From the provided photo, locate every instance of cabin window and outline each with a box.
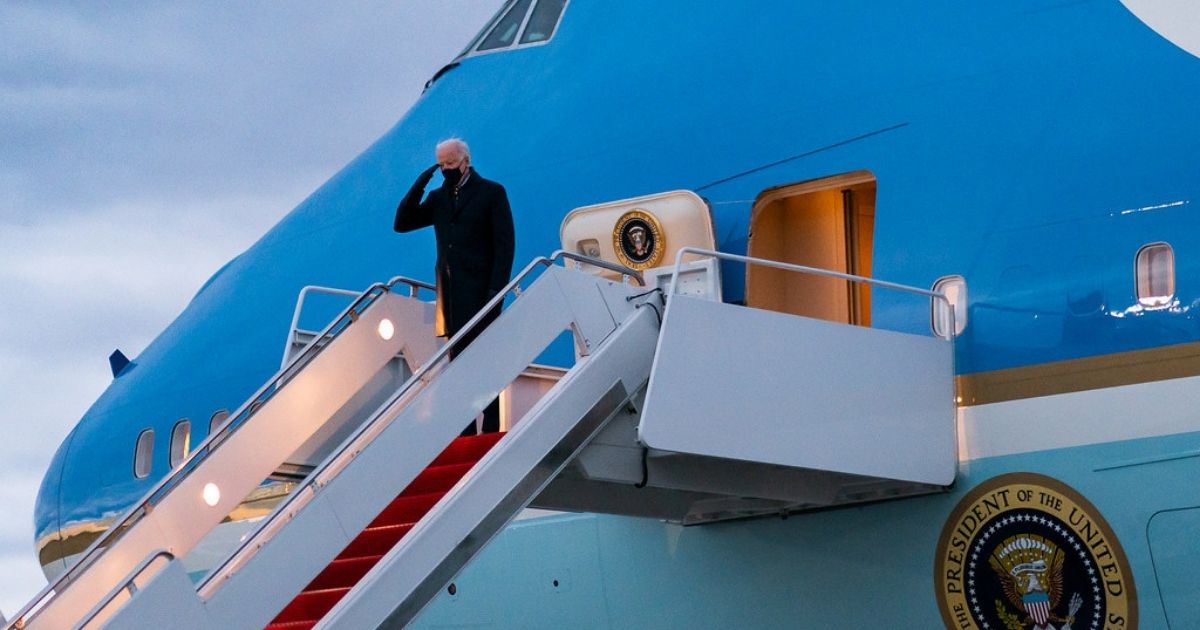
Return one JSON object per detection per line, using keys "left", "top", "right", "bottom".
{"left": 169, "top": 420, "right": 191, "bottom": 468}
{"left": 746, "top": 171, "right": 876, "bottom": 325}
{"left": 1136, "top": 242, "right": 1174, "bottom": 308}
{"left": 134, "top": 429, "right": 154, "bottom": 479}
{"left": 209, "top": 409, "right": 230, "bottom": 436}
{"left": 465, "top": 0, "right": 567, "bottom": 56}
{"left": 931, "top": 275, "right": 967, "bottom": 338}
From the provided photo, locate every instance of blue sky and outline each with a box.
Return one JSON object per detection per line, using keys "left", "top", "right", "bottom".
{"left": 0, "top": 1, "right": 502, "bottom": 615}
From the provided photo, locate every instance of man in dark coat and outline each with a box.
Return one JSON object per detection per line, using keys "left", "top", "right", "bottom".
{"left": 394, "top": 138, "right": 515, "bottom": 435}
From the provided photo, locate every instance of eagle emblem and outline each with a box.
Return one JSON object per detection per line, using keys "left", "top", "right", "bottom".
{"left": 612, "top": 209, "right": 665, "bottom": 270}
{"left": 989, "top": 535, "right": 1083, "bottom": 629}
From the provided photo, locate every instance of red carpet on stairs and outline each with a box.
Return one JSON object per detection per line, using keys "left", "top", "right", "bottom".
{"left": 264, "top": 432, "right": 505, "bottom": 630}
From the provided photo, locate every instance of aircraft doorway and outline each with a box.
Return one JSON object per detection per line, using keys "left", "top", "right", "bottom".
{"left": 746, "top": 171, "right": 876, "bottom": 325}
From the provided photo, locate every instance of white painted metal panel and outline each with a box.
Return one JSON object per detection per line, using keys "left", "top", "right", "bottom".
{"left": 97, "top": 561, "right": 210, "bottom": 630}
{"left": 639, "top": 296, "right": 956, "bottom": 486}
{"left": 644, "top": 259, "right": 721, "bottom": 302}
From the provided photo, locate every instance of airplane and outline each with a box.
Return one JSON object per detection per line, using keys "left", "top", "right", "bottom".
{"left": 10, "top": 0, "right": 1200, "bottom": 627}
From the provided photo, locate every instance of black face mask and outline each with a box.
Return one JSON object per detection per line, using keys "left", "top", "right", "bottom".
{"left": 441, "top": 167, "right": 462, "bottom": 185}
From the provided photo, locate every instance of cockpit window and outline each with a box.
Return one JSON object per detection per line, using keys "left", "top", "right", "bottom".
{"left": 477, "top": 0, "right": 532, "bottom": 52}
{"left": 464, "top": 0, "right": 567, "bottom": 57}
{"left": 520, "top": 0, "right": 567, "bottom": 44}
{"left": 134, "top": 429, "right": 154, "bottom": 479}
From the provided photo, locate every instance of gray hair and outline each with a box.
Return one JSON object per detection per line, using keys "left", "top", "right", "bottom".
{"left": 436, "top": 137, "right": 471, "bottom": 164}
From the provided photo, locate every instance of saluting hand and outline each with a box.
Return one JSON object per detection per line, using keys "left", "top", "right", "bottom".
{"left": 416, "top": 164, "right": 438, "bottom": 186}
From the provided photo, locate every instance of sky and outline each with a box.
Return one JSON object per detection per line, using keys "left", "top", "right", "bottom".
{"left": 0, "top": 1, "right": 503, "bottom": 616}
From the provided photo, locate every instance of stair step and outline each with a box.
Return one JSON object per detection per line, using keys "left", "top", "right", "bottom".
{"left": 337, "top": 522, "right": 416, "bottom": 560}
{"left": 264, "top": 621, "right": 316, "bottom": 630}
{"left": 271, "top": 587, "right": 350, "bottom": 624}
{"left": 368, "top": 491, "right": 444, "bottom": 529}
{"left": 307, "top": 554, "right": 384, "bottom": 591}
{"left": 430, "top": 431, "right": 505, "bottom": 467}
{"left": 335, "top": 447, "right": 489, "bottom": 559}
{"left": 400, "top": 461, "right": 475, "bottom": 497}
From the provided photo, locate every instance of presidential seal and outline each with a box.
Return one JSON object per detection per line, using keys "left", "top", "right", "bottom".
{"left": 934, "top": 473, "right": 1135, "bottom": 630}
{"left": 612, "top": 209, "right": 665, "bottom": 270}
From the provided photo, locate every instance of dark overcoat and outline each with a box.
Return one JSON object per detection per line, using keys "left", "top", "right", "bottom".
{"left": 394, "top": 168, "right": 515, "bottom": 337}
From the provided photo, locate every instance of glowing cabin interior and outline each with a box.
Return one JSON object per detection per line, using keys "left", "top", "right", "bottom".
{"left": 746, "top": 171, "right": 876, "bottom": 325}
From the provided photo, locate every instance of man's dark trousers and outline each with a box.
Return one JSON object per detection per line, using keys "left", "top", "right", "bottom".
{"left": 447, "top": 302, "right": 502, "bottom": 435}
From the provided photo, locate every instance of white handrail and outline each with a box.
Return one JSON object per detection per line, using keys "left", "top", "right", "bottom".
{"left": 665, "top": 247, "right": 957, "bottom": 340}
{"left": 282, "top": 277, "right": 436, "bottom": 368}
{"left": 282, "top": 286, "right": 361, "bottom": 368}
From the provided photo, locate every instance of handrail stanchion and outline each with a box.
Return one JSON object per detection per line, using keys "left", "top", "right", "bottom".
{"left": 385, "top": 276, "right": 437, "bottom": 298}
{"left": 283, "top": 286, "right": 364, "bottom": 368}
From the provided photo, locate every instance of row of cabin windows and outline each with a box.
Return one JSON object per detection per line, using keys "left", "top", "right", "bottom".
{"left": 927, "top": 241, "right": 1178, "bottom": 339}
{"left": 461, "top": 0, "right": 568, "bottom": 57}
{"left": 133, "top": 409, "right": 232, "bottom": 479}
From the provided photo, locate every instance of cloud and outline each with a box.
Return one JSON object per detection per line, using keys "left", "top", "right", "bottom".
{"left": 0, "top": 193, "right": 292, "bottom": 419}
{"left": 0, "top": 552, "right": 43, "bottom": 620}
{"left": 0, "top": 2, "right": 505, "bottom": 219}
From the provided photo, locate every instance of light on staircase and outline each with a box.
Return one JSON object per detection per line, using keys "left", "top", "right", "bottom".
{"left": 378, "top": 318, "right": 395, "bottom": 341}
{"left": 203, "top": 483, "right": 221, "bottom": 507}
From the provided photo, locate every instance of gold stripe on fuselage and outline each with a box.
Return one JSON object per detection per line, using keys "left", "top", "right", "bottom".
{"left": 957, "top": 340, "right": 1200, "bottom": 406}
{"left": 38, "top": 481, "right": 295, "bottom": 574}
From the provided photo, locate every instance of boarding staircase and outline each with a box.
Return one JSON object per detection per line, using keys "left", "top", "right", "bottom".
{"left": 7, "top": 248, "right": 959, "bottom": 630}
